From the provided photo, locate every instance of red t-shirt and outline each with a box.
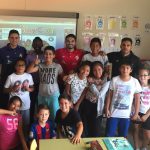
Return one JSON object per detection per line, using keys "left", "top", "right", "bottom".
{"left": 55, "top": 48, "right": 84, "bottom": 74}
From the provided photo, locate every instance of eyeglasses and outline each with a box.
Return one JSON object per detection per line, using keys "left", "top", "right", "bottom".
{"left": 16, "top": 64, "right": 25, "bottom": 67}
{"left": 139, "top": 74, "right": 149, "bottom": 77}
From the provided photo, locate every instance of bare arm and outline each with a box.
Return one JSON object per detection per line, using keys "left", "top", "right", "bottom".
{"left": 26, "top": 55, "right": 40, "bottom": 73}
{"left": 0, "top": 109, "right": 16, "bottom": 116}
{"left": 105, "top": 90, "right": 113, "bottom": 118}
{"left": 18, "top": 121, "right": 28, "bottom": 150}
{"left": 71, "top": 121, "right": 83, "bottom": 144}
{"left": 65, "top": 83, "right": 71, "bottom": 97}
{"left": 56, "top": 125, "right": 63, "bottom": 139}
{"left": 131, "top": 93, "right": 140, "bottom": 120}
{"left": 74, "top": 88, "right": 87, "bottom": 111}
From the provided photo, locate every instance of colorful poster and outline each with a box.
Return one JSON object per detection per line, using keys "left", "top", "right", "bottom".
{"left": 132, "top": 17, "right": 139, "bottom": 29}
{"left": 84, "top": 16, "right": 93, "bottom": 30}
{"left": 120, "top": 16, "right": 127, "bottom": 29}
{"left": 96, "top": 16, "right": 104, "bottom": 30}
{"left": 108, "top": 17, "right": 117, "bottom": 30}
{"left": 108, "top": 33, "right": 119, "bottom": 48}
{"left": 82, "top": 32, "right": 93, "bottom": 51}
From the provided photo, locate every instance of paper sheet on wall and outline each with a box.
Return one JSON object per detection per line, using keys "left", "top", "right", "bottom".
{"left": 95, "top": 16, "right": 104, "bottom": 30}
{"left": 84, "top": 16, "right": 93, "bottom": 30}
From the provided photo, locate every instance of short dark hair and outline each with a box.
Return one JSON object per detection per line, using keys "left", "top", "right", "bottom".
{"left": 14, "top": 58, "right": 26, "bottom": 66}
{"left": 139, "top": 64, "right": 150, "bottom": 75}
{"left": 119, "top": 60, "right": 133, "bottom": 69}
{"left": 37, "top": 104, "right": 49, "bottom": 113}
{"left": 90, "top": 37, "right": 101, "bottom": 47}
{"left": 76, "top": 61, "right": 91, "bottom": 73}
{"left": 8, "top": 96, "right": 22, "bottom": 107}
{"left": 32, "top": 37, "right": 43, "bottom": 48}
{"left": 121, "top": 37, "right": 132, "bottom": 45}
{"left": 44, "top": 45, "right": 55, "bottom": 54}
{"left": 9, "top": 29, "right": 20, "bottom": 37}
{"left": 58, "top": 94, "right": 72, "bottom": 103}
{"left": 65, "top": 34, "right": 76, "bottom": 41}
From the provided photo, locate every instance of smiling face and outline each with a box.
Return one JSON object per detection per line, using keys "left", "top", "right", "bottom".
{"left": 93, "top": 64, "right": 103, "bottom": 79}
{"left": 119, "top": 64, "right": 132, "bottom": 77}
{"left": 37, "top": 109, "right": 50, "bottom": 124}
{"left": 59, "top": 98, "right": 72, "bottom": 113}
{"left": 44, "top": 50, "right": 55, "bottom": 62}
{"left": 65, "top": 37, "right": 76, "bottom": 51}
{"left": 9, "top": 99, "right": 21, "bottom": 112}
{"left": 78, "top": 65, "right": 90, "bottom": 79}
{"left": 15, "top": 60, "right": 26, "bottom": 74}
{"left": 90, "top": 42, "right": 101, "bottom": 56}
{"left": 138, "top": 69, "right": 150, "bottom": 86}
{"left": 9, "top": 33, "right": 20, "bottom": 49}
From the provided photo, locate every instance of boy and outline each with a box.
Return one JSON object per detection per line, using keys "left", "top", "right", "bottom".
{"left": 29, "top": 104, "right": 56, "bottom": 145}
{"left": 105, "top": 61, "right": 142, "bottom": 137}
{"left": 27, "top": 46, "right": 64, "bottom": 120}
{"left": 55, "top": 94, "right": 83, "bottom": 144}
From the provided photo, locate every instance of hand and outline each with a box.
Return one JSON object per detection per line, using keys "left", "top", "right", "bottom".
{"left": 105, "top": 109, "right": 111, "bottom": 118}
{"left": 11, "top": 84, "right": 21, "bottom": 92}
{"left": 87, "top": 77, "right": 94, "bottom": 84}
{"left": 34, "top": 55, "right": 40, "bottom": 65}
{"left": 70, "top": 134, "right": 81, "bottom": 144}
{"left": 141, "top": 114, "right": 149, "bottom": 122}
{"left": 63, "top": 75, "right": 70, "bottom": 82}
{"left": 131, "top": 114, "right": 140, "bottom": 121}
{"left": 99, "top": 51, "right": 106, "bottom": 56}
{"left": 9, "top": 111, "right": 17, "bottom": 116}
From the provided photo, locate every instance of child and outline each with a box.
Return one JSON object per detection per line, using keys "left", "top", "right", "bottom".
{"left": 105, "top": 61, "right": 142, "bottom": 137}
{"left": 29, "top": 104, "right": 56, "bottom": 146}
{"left": 4, "top": 58, "right": 34, "bottom": 137}
{"left": 55, "top": 94, "right": 83, "bottom": 144}
{"left": 65, "top": 61, "right": 90, "bottom": 111}
{"left": 133, "top": 66, "right": 150, "bottom": 150}
{"left": 83, "top": 61, "right": 110, "bottom": 137}
{"left": 27, "top": 46, "right": 64, "bottom": 120}
{"left": 0, "top": 96, "right": 28, "bottom": 150}
{"left": 82, "top": 37, "right": 109, "bottom": 68}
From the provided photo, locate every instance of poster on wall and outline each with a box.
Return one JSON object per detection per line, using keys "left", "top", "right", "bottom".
{"left": 95, "top": 32, "right": 106, "bottom": 46}
{"left": 134, "top": 35, "right": 141, "bottom": 46}
{"left": 108, "top": 32, "right": 119, "bottom": 48}
{"left": 108, "top": 16, "right": 117, "bottom": 30}
{"left": 82, "top": 32, "right": 93, "bottom": 51}
{"left": 120, "top": 16, "right": 128, "bottom": 29}
{"left": 95, "top": 16, "right": 104, "bottom": 30}
{"left": 84, "top": 16, "right": 93, "bottom": 30}
{"left": 132, "top": 16, "right": 139, "bottom": 29}
{"left": 145, "top": 23, "right": 150, "bottom": 33}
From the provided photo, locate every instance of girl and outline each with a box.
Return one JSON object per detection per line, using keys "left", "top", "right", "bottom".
{"left": 4, "top": 58, "right": 34, "bottom": 138}
{"left": 83, "top": 61, "right": 110, "bottom": 137}
{"left": 65, "top": 61, "right": 90, "bottom": 111}
{"left": 0, "top": 96, "right": 28, "bottom": 150}
{"left": 133, "top": 66, "right": 150, "bottom": 150}
{"left": 27, "top": 46, "right": 64, "bottom": 120}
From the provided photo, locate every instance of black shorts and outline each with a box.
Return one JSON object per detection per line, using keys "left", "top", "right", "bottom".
{"left": 132, "top": 113, "right": 150, "bottom": 130}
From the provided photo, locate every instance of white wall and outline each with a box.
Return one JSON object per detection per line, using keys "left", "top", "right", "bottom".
{"left": 0, "top": 0, "right": 150, "bottom": 59}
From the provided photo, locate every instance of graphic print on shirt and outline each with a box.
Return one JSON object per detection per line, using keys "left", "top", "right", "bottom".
{"left": 6, "top": 118, "right": 18, "bottom": 130}
{"left": 14, "top": 79, "right": 29, "bottom": 94}
{"left": 114, "top": 84, "right": 131, "bottom": 110}
{"left": 40, "top": 68, "right": 56, "bottom": 84}
{"left": 61, "top": 125, "right": 74, "bottom": 139}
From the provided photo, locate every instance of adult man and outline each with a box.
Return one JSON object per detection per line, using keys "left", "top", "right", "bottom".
{"left": 0, "top": 29, "right": 26, "bottom": 108}
{"left": 55, "top": 34, "right": 84, "bottom": 74}
{"left": 107, "top": 37, "right": 141, "bottom": 78}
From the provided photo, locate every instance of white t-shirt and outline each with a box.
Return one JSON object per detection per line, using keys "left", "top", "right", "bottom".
{"left": 4, "top": 73, "right": 34, "bottom": 110}
{"left": 139, "top": 86, "right": 150, "bottom": 114}
{"left": 109, "top": 76, "right": 142, "bottom": 118}
{"left": 82, "top": 53, "right": 109, "bottom": 67}
{"left": 67, "top": 73, "right": 88, "bottom": 104}
{"left": 38, "top": 62, "right": 63, "bottom": 96}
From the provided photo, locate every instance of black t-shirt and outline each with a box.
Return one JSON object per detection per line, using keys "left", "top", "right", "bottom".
{"left": 55, "top": 108, "right": 81, "bottom": 138}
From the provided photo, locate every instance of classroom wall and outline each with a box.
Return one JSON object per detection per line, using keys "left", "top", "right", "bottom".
{"left": 0, "top": 0, "right": 150, "bottom": 59}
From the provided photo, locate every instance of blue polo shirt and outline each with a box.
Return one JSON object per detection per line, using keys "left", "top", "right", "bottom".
{"left": 0, "top": 43, "right": 27, "bottom": 85}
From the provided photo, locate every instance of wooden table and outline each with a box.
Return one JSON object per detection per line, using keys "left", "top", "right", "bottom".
{"left": 39, "top": 138, "right": 107, "bottom": 150}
